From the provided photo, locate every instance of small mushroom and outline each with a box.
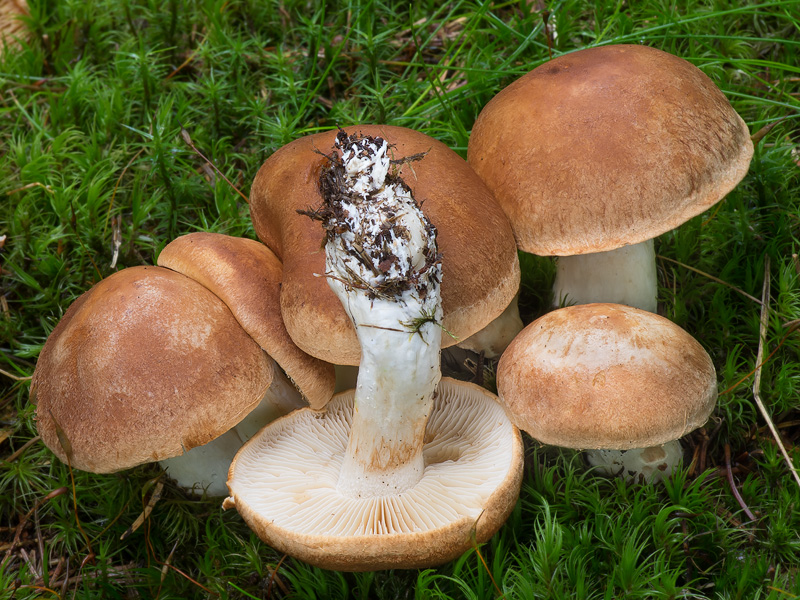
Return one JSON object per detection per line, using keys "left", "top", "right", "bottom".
{"left": 31, "top": 266, "right": 283, "bottom": 495}
{"left": 225, "top": 131, "right": 523, "bottom": 569}
{"left": 497, "top": 303, "right": 717, "bottom": 482}
{"left": 468, "top": 44, "right": 753, "bottom": 312}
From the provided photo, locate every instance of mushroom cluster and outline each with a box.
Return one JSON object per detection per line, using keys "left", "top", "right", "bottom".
{"left": 32, "top": 234, "right": 334, "bottom": 496}
{"left": 30, "top": 42, "right": 753, "bottom": 573}
{"left": 31, "top": 125, "right": 527, "bottom": 569}
{"left": 460, "top": 44, "right": 753, "bottom": 483}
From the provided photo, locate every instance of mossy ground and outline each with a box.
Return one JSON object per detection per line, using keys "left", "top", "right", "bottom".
{"left": 1, "top": 1, "right": 799, "bottom": 598}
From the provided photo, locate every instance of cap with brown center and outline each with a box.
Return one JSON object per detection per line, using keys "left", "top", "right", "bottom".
{"left": 469, "top": 44, "right": 752, "bottom": 256}
{"left": 497, "top": 303, "right": 717, "bottom": 481}
{"left": 249, "top": 125, "right": 520, "bottom": 365}
{"left": 224, "top": 378, "right": 523, "bottom": 571}
{"left": 497, "top": 303, "right": 717, "bottom": 449}
{"left": 157, "top": 232, "right": 335, "bottom": 409}
{"left": 31, "top": 266, "right": 274, "bottom": 488}
{"left": 468, "top": 44, "right": 753, "bottom": 311}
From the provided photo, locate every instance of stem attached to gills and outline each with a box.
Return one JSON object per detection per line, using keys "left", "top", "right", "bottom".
{"left": 303, "top": 130, "right": 443, "bottom": 498}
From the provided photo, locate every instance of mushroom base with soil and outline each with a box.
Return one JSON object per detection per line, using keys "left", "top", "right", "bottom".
{"left": 584, "top": 439, "right": 684, "bottom": 484}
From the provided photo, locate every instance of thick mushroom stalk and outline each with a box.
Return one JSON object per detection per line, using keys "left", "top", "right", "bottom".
{"left": 552, "top": 240, "right": 657, "bottom": 312}
{"left": 310, "top": 131, "right": 443, "bottom": 497}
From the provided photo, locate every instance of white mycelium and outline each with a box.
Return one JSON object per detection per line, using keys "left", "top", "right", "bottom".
{"left": 318, "top": 131, "right": 443, "bottom": 498}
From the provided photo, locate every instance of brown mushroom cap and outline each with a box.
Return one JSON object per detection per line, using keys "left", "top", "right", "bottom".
{"left": 497, "top": 303, "right": 717, "bottom": 449}
{"left": 31, "top": 266, "right": 274, "bottom": 473}
{"left": 1, "top": 0, "right": 29, "bottom": 50}
{"left": 224, "top": 378, "right": 523, "bottom": 571}
{"left": 157, "top": 232, "right": 335, "bottom": 409}
{"left": 250, "top": 125, "right": 520, "bottom": 365}
{"left": 468, "top": 44, "right": 754, "bottom": 256}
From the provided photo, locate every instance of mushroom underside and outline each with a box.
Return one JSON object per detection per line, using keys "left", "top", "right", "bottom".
{"left": 225, "top": 378, "right": 523, "bottom": 571}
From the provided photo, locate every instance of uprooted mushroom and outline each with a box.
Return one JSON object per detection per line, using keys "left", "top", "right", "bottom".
{"left": 224, "top": 130, "right": 523, "bottom": 571}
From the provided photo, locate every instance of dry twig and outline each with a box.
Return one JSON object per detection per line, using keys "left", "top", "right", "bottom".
{"left": 657, "top": 255, "right": 762, "bottom": 305}
{"left": 178, "top": 125, "right": 249, "bottom": 204}
{"left": 2, "top": 435, "right": 41, "bottom": 463}
{"left": 724, "top": 443, "right": 757, "bottom": 522}
{"left": 752, "top": 255, "right": 800, "bottom": 492}
{"left": 0, "top": 367, "right": 32, "bottom": 381}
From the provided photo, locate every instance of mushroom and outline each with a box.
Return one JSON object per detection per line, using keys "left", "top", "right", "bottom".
{"left": 32, "top": 266, "right": 278, "bottom": 495}
{"left": 249, "top": 125, "right": 521, "bottom": 365}
{"left": 225, "top": 379, "right": 522, "bottom": 570}
{"left": 225, "top": 131, "right": 523, "bottom": 569}
{"left": 468, "top": 44, "right": 753, "bottom": 312}
{"left": 33, "top": 233, "right": 335, "bottom": 495}
{"left": 496, "top": 303, "right": 717, "bottom": 482}
{"left": 156, "top": 231, "right": 335, "bottom": 409}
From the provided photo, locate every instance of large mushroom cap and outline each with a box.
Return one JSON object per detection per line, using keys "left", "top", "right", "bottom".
{"left": 497, "top": 303, "right": 717, "bottom": 450}
{"left": 31, "top": 266, "right": 274, "bottom": 473}
{"left": 468, "top": 44, "right": 754, "bottom": 256}
{"left": 249, "top": 125, "right": 520, "bottom": 365}
{"left": 224, "top": 378, "right": 523, "bottom": 571}
{"left": 157, "top": 232, "right": 335, "bottom": 409}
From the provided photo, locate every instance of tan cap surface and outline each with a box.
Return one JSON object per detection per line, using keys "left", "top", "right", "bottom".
{"left": 224, "top": 378, "right": 523, "bottom": 571}
{"left": 468, "top": 44, "right": 754, "bottom": 256}
{"left": 249, "top": 125, "right": 520, "bottom": 365}
{"left": 1, "top": 0, "right": 28, "bottom": 49}
{"left": 497, "top": 303, "right": 717, "bottom": 449}
{"left": 158, "top": 232, "right": 335, "bottom": 409}
{"left": 31, "top": 266, "right": 273, "bottom": 473}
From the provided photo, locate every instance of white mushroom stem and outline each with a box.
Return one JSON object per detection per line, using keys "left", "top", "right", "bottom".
{"left": 334, "top": 290, "right": 441, "bottom": 497}
{"left": 584, "top": 440, "right": 684, "bottom": 484}
{"left": 160, "top": 365, "right": 306, "bottom": 496}
{"left": 457, "top": 294, "right": 524, "bottom": 358}
{"left": 552, "top": 239, "right": 657, "bottom": 312}
{"left": 317, "top": 131, "right": 443, "bottom": 499}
